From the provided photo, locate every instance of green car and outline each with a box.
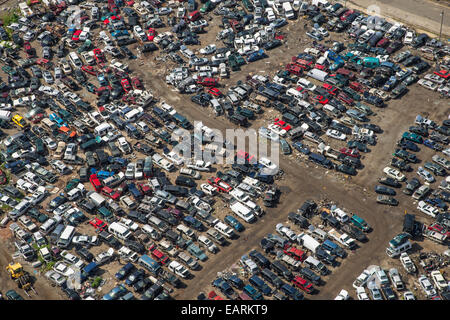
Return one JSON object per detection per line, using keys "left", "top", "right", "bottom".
{"left": 2, "top": 65, "right": 14, "bottom": 75}
{"left": 402, "top": 132, "right": 423, "bottom": 143}
{"left": 354, "top": 102, "right": 373, "bottom": 115}
{"left": 350, "top": 214, "right": 370, "bottom": 232}
{"left": 85, "top": 82, "right": 97, "bottom": 93}
{"left": 200, "top": 1, "right": 213, "bottom": 13}
{"left": 393, "top": 148, "right": 418, "bottom": 163}
{"left": 347, "top": 140, "right": 368, "bottom": 152}
{"left": 279, "top": 139, "right": 291, "bottom": 155}
{"left": 6, "top": 289, "right": 24, "bottom": 300}
{"left": 65, "top": 178, "right": 81, "bottom": 192}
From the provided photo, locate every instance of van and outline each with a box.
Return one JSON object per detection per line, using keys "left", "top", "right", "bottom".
{"left": 260, "top": 268, "right": 284, "bottom": 289}
{"left": 271, "top": 260, "right": 293, "bottom": 281}
{"left": 307, "top": 68, "right": 328, "bottom": 82}
{"left": 39, "top": 218, "right": 57, "bottom": 235}
{"left": 138, "top": 254, "right": 161, "bottom": 275}
{"left": 8, "top": 200, "right": 31, "bottom": 220}
{"left": 286, "top": 87, "right": 303, "bottom": 101}
{"left": 244, "top": 200, "right": 264, "bottom": 216}
{"left": 304, "top": 256, "right": 328, "bottom": 275}
{"left": 49, "top": 224, "right": 65, "bottom": 244}
{"left": 230, "top": 201, "right": 256, "bottom": 223}
{"left": 108, "top": 222, "right": 132, "bottom": 240}
{"left": 322, "top": 104, "right": 341, "bottom": 117}
{"left": 57, "top": 225, "right": 76, "bottom": 249}
{"left": 214, "top": 221, "right": 235, "bottom": 239}
{"left": 142, "top": 224, "right": 161, "bottom": 241}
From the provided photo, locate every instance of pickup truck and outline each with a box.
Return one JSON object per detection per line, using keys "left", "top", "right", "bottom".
{"left": 276, "top": 251, "right": 302, "bottom": 270}
{"left": 328, "top": 228, "right": 356, "bottom": 250}
{"left": 317, "top": 142, "right": 341, "bottom": 160}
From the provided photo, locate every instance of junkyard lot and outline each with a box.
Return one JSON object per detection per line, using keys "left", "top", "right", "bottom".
{"left": 0, "top": 7, "right": 448, "bottom": 300}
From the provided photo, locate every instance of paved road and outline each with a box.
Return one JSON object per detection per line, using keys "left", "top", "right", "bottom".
{"left": 343, "top": 0, "right": 450, "bottom": 38}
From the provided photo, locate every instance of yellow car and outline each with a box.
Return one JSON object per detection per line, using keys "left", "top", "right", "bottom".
{"left": 12, "top": 115, "right": 29, "bottom": 129}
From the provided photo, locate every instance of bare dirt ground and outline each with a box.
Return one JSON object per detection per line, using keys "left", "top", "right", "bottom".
{"left": 0, "top": 2, "right": 449, "bottom": 300}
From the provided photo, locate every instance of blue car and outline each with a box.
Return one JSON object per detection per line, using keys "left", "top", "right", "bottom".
{"left": 212, "top": 277, "right": 237, "bottom": 299}
{"left": 97, "top": 170, "right": 115, "bottom": 179}
{"left": 224, "top": 215, "right": 245, "bottom": 232}
{"left": 423, "top": 139, "right": 443, "bottom": 151}
{"left": 102, "top": 284, "right": 129, "bottom": 300}
{"left": 243, "top": 284, "right": 263, "bottom": 300}
{"left": 293, "top": 142, "right": 310, "bottom": 155}
{"left": 115, "top": 262, "right": 135, "bottom": 281}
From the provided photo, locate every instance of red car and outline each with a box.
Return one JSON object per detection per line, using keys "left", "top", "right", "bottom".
{"left": 101, "top": 186, "right": 120, "bottom": 200}
{"left": 208, "top": 291, "right": 224, "bottom": 300}
{"left": 349, "top": 81, "right": 365, "bottom": 92}
{"left": 292, "top": 276, "right": 314, "bottom": 294}
{"left": 340, "top": 9, "right": 354, "bottom": 21}
{"left": 273, "top": 118, "right": 292, "bottom": 132}
{"left": 148, "top": 244, "right": 168, "bottom": 264}
{"left": 313, "top": 95, "right": 329, "bottom": 105}
{"left": 131, "top": 76, "right": 143, "bottom": 90}
{"left": 291, "top": 57, "right": 313, "bottom": 70}
{"left": 236, "top": 150, "right": 256, "bottom": 164}
{"left": 208, "top": 87, "right": 223, "bottom": 97}
{"left": 126, "top": 0, "right": 134, "bottom": 5}
{"left": 95, "top": 86, "right": 112, "bottom": 96}
{"left": 23, "top": 41, "right": 35, "bottom": 57}
{"left": 93, "top": 48, "right": 106, "bottom": 63}
{"left": 72, "top": 30, "right": 82, "bottom": 41}
{"left": 30, "top": 113, "right": 45, "bottom": 123}
{"left": 286, "top": 63, "right": 303, "bottom": 76}
{"left": 434, "top": 69, "right": 450, "bottom": 79}
{"left": 337, "top": 92, "right": 354, "bottom": 105}
{"left": 284, "top": 246, "right": 306, "bottom": 261}
{"left": 121, "top": 78, "right": 132, "bottom": 92}
{"left": 138, "top": 183, "right": 152, "bottom": 195}
{"left": 322, "top": 83, "right": 339, "bottom": 96}
{"left": 207, "top": 177, "right": 232, "bottom": 193}
{"left": 197, "top": 77, "right": 218, "bottom": 87}
{"left": 81, "top": 65, "right": 97, "bottom": 75}
{"left": 0, "top": 169, "right": 6, "bottom": 185}
{"left": 340, "top": 147, "right": 360, "bottom": 158}
{"left": 428, "top": 223, "right": 450, "bottom": 237}
{"left": 89, "top": 218, "right": 108, "bottom": 232}
{"left": 147, "top": 28, "right": 156, "bottom": 41}
{"left": 314, "top": 63, "right": 327, "bottom": 71}
{"left": 89, "top": 174, "right": 102, "bottom": 192}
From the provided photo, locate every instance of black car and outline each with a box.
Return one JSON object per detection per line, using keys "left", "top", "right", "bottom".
{"left": 391, "top": 157, "right": 412, "bottom": 172}
{"left": 409, "top": 125, "right": 428, "bottom": 137}
{"left": 75, "top": 246, "right": 94, "bottom": 262}
{"left": 378, "top": 177, "right": 401, "bottom": 188}
{"left": 125, "top": 269, "right": 145, "bottom": 286}
{"left": 336, "top": 164, "right": 357, "bottom": 176}
{"left": 397, "top": 138, "right": 420, "bottom": 152}
{"left": 249, "top": 249, "right": 270, "bottom": 268}
{"left": 260, "top": 238, "right": 275, "bottom": 254}
{"left": 375, "top": 185, "right": 396, "bottom": 196}
{"left": 315, "top": 247, "right": 337, "bottom": 266}
{"left": 287, "top": 212, "right": 309, "bottom": 228}
{"left": 341, "top": 224, "right": 368, "bottom": 242}
{"left": 299, "top": 267, "right": 322, "bottom": 286}
{"left": 381, "top": 285, "right": 397, "bottom": 300}
{"left": 62, "top": 287, "right": 81, "bottom": 300}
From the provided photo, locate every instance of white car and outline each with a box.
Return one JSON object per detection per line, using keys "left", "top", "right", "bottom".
{"left": 418, "top": 275, "right": 437, "bottom": 298}
{"left": 424, "top": 73, "right": 445, "bottom": 85}
{"left": 72, "top": 235, "right": 98, "bottom": 247}
{"left": 297, "top": 78, "right": 316, "bottom": 91}
{"left": 125, "top": 163, "right": 135, "bottom": 180}
{"left": 314, "top": 26, "right": 329, "bottom": 37}
{"left": 117, "top": 137, "right": 131, "bottom": 154}
{"left": 259, "top": 126, "right": 279, "bottom": 142}
{"left": 265, "top": 8, "right": 276, "bottom": 22}
{"left": 418, "top": 79, "right": 438, "bottom": 91}
{"left": 200, "top": 183, "right": 217, "bottom": 196}
{"left": 133, "top": 25, "right": 147, "bottom": 40}
{"left": 334, "top": 289, "right": 350, "bottom": 300}
{"left": 38, "top": 85, "right": 59, "bottom": 96}
{"left": 417, "top": 201, "right": 439, "bottom": 218}
{"left": 430, "top": 270, "right": 447, "bottom": 291}
{"left": 120, "top": 218, "right": 139, "bottom": 232}
{"left": 168, "top": 260, "right": 190, "bottom": 279}
{"left": 258, "top": 157, "right": 278, "bottom": 173}
{"left": 53, "top": 261, "right": 75, "bottom": 277}
{"left": 275, "top": 223, "right": 297, "bottom": 241}
{"left": 43, "top": 136, "right": 57, "bottom": 150}
{"left": 199, "top": 44, "right": 216, "bottom": 55}
{"left": 383, "top": 166, "right": 406, "bottom": 182}
{"left": 417, "top": 166, "right": 435, "bottom": 183}
{"left": 164, "top": 150, "right": 184, "bottom": 166}
{"left": 326, "top": 129, "right": 346, "bottom": 141}
{"left": 403, "top": 30, "right": 415, "bottom": 44}
{"left": 352, "top": 269, "right": 371, "bottom": 288}
{"left": 403, "top": 291, "right": 416, "bottom": 300}
{"left": 355, "top": 287, "right": 370, "bottom": 300}
{"left": 45, "top": 270, "right": 67, "bottom": 287}
{"left": 95, "top": 248, "right": 115, "bottom": 265}
{"left": 267, "top": 123, "right": 287, "bottom": 137}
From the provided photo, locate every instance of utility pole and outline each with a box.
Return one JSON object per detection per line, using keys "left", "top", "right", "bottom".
{"left": 439, "top": 10, "right": 444, "bottom": 42}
